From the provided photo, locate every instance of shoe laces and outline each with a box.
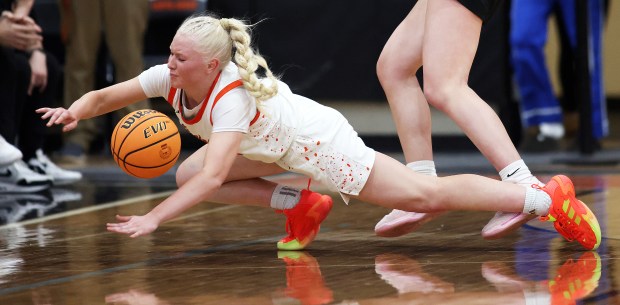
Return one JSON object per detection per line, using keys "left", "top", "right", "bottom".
{"left": 276, "top": 209, "right": 295, "bottom": 240}
{"left": 552, "top": 213, "right": 582, "bottom": 242}
{"left": 533, "top": 184, "right": 584, "bottom": 242}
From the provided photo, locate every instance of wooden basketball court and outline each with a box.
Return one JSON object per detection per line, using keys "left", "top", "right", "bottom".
{"left": 0, "top": 154, "right": 618, "bottom": 305}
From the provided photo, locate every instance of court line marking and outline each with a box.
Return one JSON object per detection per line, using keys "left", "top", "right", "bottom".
{"left": 0, "top": 236, "right": 278, "bottom": 296}
{"left": 0, "top": 191, "right": 174, "bottom": 230}
{"left": 0, "top": 191, "right": 241, "bottom": 246}
{"left": 0, "top": 205, "right": 241, "bottom": 246}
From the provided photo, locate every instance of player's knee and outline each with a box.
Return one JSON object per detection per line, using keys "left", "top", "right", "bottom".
{"left": 376, "top": 53, "right": 420, "bottom": 88}
{"left": 423, "top": 79, "right": 457, "bottom": 112}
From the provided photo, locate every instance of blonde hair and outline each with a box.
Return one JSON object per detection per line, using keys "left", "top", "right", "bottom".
{"left": 177, "top": 15, "right": 278, "bottom": 111}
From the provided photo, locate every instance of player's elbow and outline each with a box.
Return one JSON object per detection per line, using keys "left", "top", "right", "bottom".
{"left": 202, "top": 169, "right": 227, "bottom": 191}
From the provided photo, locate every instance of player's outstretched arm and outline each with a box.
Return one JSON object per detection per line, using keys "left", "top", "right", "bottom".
{"left": 36, "top": 78, "right": 148, "bottom": 132}
{"left": 107, "top": 132, "right": 244, "bottom": 238}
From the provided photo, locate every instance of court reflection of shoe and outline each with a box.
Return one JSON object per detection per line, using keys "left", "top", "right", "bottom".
{"left": 276, "top": 190, "right": 333, "bottom": 250}
{"left": 49, "top": 188, "right": 82, "bottom": 204}
{"left": 0, "top": 160, "right": 53, "bottom": 193}
{"left": 481, "top": 261, "right": 536, "bottom": 293}
{"left": 277, "top": 251, "right": 333, "bottom": 305}
{"left": 549, "top": 252, "right": 601, "bottom": 305}
{"left": 0, "top": 254, "right": 24, "bottom": 285}
{"left": 538, "top": 175, "right": 602, "bottom": 250}
{"left": 0, "top": 192, "right": 55, "bottom": 225}
{"left": 374, "top": 210, "right": 443, "bottom": 237}
{"left": 375, "top": 253, "right": 454, "bottom": 294}
{"left": 481, "top": 212, "right": 538, "bottom": 240}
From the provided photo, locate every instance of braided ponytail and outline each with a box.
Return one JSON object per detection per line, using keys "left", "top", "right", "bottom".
{"left": 219, "top": 18, "right": 278, "bottom": 111}
{"left": 177, "top": 15, "right": 278, "bottom": 112}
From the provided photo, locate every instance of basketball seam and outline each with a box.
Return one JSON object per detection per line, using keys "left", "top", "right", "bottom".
{"left": 121, "top": 131, "right": 180, "bottom": 176}
{"left": 114, "top": 114, "right": 168, "bottom": 168}
{"left": 124, "top": 151, "right": 180, "bottom": 178}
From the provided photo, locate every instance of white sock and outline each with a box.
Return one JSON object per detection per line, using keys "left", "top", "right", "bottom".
{"left": 406, "top": 160, "right": 437, "bottom": 177}
{"left": 523, "top": 187, "right": 551, "bottom": 216}
{"left": 539, "top": 122, "right": 565, "bottom": 139}
{"left": 500, "top": 160, "right": 542, "bottom": 186}
{"left": 270, "top": 185, "right": 302, "bottom": 210}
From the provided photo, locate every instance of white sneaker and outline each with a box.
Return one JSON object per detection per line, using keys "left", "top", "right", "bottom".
{"left": 0, "top": 160, "right": 53, "bottom": 193}
{"left": 481, "top": 212, "right": 537, "bottom": 240}
{"left": 0, "top": 136, "right": 22, "bottom": 167}
{"left": 374, "top": 210, "right": 444, "bottom": 237}
{"left": 28, "top": 149, "right": 82, "bottom": 185}
{"left": 481, "top": 179, "right": 544, "bottom": 239}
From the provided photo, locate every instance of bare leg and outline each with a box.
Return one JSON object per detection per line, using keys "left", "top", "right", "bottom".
{"left": 375, "top": 0, "right": 444, "bottom": 237}
{"left": 176, "top": 144, "right": 286, "bottom": 208}
{"left": 357, "top": 153, "right": 526, "bottom": 213}
{"left": 377, "top": 0, "right": 432, "bottom": 162}
{"left": 423, "top": 0, "right": 541, "bottom": 239}
{"left": 375, "top": 0, "right": 539, "bottom": 238}
{"left": 422, "top": 0, "right": 521, "bottom": 169}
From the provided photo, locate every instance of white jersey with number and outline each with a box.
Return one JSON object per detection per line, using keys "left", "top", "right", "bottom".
{"left": 138, "top": 62, "right": 375, "bottom": 199}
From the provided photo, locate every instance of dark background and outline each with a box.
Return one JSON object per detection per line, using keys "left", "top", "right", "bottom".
{"left": 33, "top": 0, "right": 519, "bottom": 151}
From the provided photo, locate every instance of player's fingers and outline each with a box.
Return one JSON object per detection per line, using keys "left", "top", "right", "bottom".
{"left": 39, "top": 110, "right": 54, "bottom": 120}
{"left": 106, "top": 226, "right": 122, "bottom": 233}
{"left": 36, "top": 107, "right": 52, "bottom": 113}
{"left": 45, "top": 112, "right": 62, "bottom": 127}
{"left": 53, "top": 111, "right": 69, "bottom": 125}
{"left": 116, "top": 215, "right": 132, "bottom": 221}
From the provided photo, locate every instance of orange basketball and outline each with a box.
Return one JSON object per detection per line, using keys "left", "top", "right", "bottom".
{"left": 111, "top": 109, "right": 181, "bottom": 179}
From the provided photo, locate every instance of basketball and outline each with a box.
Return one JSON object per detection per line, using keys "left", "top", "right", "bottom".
{"left": 111, "top": 109, "right": 181, "bottom": 179}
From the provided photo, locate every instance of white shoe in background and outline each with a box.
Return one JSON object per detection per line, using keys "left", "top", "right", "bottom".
{"left": 0, "top": 136, "right": 22, "bottom": 167}
{"left": 0, "top": 160, "right": 53, "bottom": 193}
{"left": 28, "top": 149, "right": 82, "bottom": 185}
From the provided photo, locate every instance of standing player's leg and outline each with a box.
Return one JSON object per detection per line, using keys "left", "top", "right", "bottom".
{"left": 423, "top": 0, "right": 541, "bottom": 239}
{"left": 375, "top": 0, "right": 445, "bottom": 237}
{"left": 375, "top": 0, "right": 542, "bottom": 239}
{"left": 423, "top": 0, "right": 540, "bottom": 238}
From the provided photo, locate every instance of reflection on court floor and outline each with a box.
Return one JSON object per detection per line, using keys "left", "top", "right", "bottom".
{"left": 0, "top": 167, "right": 618, "bottom": 304}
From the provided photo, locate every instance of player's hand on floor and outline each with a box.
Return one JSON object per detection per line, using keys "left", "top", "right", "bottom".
{"left": 107, "top": 215, "right": 159, "bottom": 238}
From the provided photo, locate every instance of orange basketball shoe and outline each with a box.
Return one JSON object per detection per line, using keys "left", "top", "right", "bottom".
{"left": 548, "top": 252, "right": 601, "bottom": 305}
{"left": 538, "top": 175, "right": 602, "bottom": 250}
{"left": 276, "top": 190, "right": 333, "bottom": 250}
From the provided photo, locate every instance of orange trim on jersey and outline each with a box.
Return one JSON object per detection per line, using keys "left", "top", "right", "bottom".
{"left": 180, "top": 72, "right": 221, "bottom": 125}
{"left": 167, "top": 87, "right": 177, "bottom": 105}
{"left": 249, "top": 110, "right": 261, "bottom": 126}
{"left": 209, "top": 79, "right": 244, "bottom": 126}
